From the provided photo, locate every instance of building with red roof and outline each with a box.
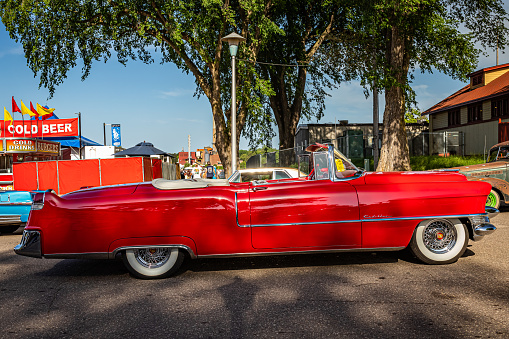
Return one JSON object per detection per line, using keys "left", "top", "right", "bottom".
{"left": 423, "top": 63, "right": 509, "bottom": 155}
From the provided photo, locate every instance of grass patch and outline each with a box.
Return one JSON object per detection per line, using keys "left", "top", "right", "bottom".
{"left": 353, "top": 155, "right": 486, "bottom": 171}
{"left": 410, "top": 155, "right": 485, "bottom": 171}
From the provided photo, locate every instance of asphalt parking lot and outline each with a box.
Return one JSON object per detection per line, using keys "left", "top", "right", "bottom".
{"left": 1, "top": 211, "right": 508, "bottom": 339}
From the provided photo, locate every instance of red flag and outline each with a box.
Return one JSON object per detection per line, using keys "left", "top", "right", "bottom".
{"left": 41, "top": 112, "right": 54, "bottom": 120}
{"left": 12, "top": 97, "right": 21, "bottom": 113}
{"left": 30, "top": 102, "right": 40, "bottom": 118}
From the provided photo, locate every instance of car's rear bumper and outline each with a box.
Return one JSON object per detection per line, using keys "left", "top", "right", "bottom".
{"left": 14, "top": 230, "right": 42, "bottom": 258}
{"left": 0, "top": 215, "right": 22, "bottom": 225}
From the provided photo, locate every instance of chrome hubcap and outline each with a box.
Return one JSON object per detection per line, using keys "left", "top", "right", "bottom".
{"left": 422, "top": 220, "right": 457, "bottom": 254}
{"left": 134, "top": 248, "right": 171, "bottom": 269}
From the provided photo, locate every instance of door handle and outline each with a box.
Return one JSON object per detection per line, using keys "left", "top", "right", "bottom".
{"left": 252, "top": 186, "right": 267, "bottom": 192}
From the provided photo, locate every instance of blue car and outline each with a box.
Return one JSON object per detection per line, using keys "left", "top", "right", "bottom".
{"left": 0, "top": 190, "right": 38, "bottom": 234}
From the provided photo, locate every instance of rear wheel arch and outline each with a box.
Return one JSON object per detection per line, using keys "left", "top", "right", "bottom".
{"left": 112, "top": 243, "right": 197, "bottom": 259}
{"left": 109, "top": 236, "right": 198, "bottom": 259}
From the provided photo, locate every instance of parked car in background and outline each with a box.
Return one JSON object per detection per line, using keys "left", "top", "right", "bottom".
{"left": 0, "top": 190, "right": 33, "bottom": 234}
{"left": 15, "top": 144, "right": 496, "bottom": 279}
{"left": 184, "top": 166, "right": 203, "bottom": 179}
{"left": 229, "top": 167, "right": 301, "bottom": 183}
{"left": 453, "top": 140, "right": 509, "bottom": 209}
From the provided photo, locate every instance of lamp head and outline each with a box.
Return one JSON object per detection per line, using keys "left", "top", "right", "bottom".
{"left": 221, "top": 32, "right": 246, "bottom": 57}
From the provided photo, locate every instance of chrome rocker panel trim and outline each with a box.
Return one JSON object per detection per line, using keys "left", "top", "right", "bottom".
{"left": 14, "top": 230, "right": 198, "bottom": 260}
{"left": 40, "top": 245, "right": 197, "bottom": 260}
{"left": 198, "top": 246, "right": 406, "bottom": 259}
{"left": 44, "top": 252, "right": 110, "bottom": 260}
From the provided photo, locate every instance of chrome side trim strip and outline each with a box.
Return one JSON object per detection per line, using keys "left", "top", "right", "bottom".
{"left": 251, "top": 219, "right": 359, "bottom": 228}
{"left": 43, "top": 245, "right": 198, "bottom": 260}
{"left": 111, "top": 245, "right": 197, "bottom": 259}
{"left": 360, "top": 213, "right": 487, "bottom": 223}
{"left": 0, "top": 202, "right": 32, "bottom": 206}
{"left": 198, "top": 246, "right": 406, "bottom": 259}
{"left": 252, "top": 180, "right": 303, "bottom": 186}
{"left": 247, "top": 213, "right": 488, "bottom": 228}
{"left": 235, "top": 192, "right": 250, "bottom": 228}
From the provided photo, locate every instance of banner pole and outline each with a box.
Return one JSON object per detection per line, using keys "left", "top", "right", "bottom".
{"left": 78, "top": 112, "right": 82, "bottom": 159}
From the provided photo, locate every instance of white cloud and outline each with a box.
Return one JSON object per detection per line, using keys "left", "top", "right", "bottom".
{"left": 160, "top": 89, "right": 194, "bottom": 98}
{"left": 0, "top": 46, "right": 23, "bottom": 58}
{"left": 175, "top": 117, "right": 205, "bottom": 124}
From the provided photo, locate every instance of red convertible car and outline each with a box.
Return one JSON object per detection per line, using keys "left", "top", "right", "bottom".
{"left": 15, "top": 144, "right": 497, "bottom": 279}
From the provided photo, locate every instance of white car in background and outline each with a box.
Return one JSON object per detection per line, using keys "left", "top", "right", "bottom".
{"left": 228, "top": 168, "right": 301, "bottom": 183}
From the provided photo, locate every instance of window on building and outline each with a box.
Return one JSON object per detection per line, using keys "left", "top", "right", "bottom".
{"left": 468, "top": 104, "right": 483, "bottom": 122}
{"left": 471, "top": 74, "right": 483, "bottom": 86}
{"left": 491, "top": 97, "right": 508, "bottom": 118}
{"left": 448, "top": 109, "right": 461, "bottom": 126}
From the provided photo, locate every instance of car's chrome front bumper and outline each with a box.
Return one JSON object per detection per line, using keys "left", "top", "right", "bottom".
{"left": 469, "top": 207, "right": 498, "bottom": 241}
{"left": 14, "top": 230, "right": 42, "bottom": 258}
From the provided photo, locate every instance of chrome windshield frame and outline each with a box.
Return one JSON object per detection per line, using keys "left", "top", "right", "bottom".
{"left": 326, "top": 145, "right": 364, "bottom": 182}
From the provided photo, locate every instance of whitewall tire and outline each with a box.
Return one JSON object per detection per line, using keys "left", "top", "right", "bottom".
{"left": 122, "top": 247, "right": 184, "bottom": 279}
{"left": 409, "top": 218, "right": 468, "bottom": 265}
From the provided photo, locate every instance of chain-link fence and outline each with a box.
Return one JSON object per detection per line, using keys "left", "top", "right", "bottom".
{"left": 245, "top": 146, "right": 308, "bottom": 171}
{"left": 337, "top": 131, "right": 464, "bottom": 159}
{"left": 245, "top": 131, "right": 464, "bottom": 171}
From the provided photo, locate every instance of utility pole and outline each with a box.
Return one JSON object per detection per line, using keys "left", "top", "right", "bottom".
{"left": 188, "top": 135, "right": 191, "bottom": 165}
{"left": 373, "top": 86, "right": 379, "bottom": 169}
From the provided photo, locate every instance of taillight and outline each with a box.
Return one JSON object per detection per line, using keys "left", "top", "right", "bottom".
{"left": 31, "top": 192, "right": 46, "bottom": 210}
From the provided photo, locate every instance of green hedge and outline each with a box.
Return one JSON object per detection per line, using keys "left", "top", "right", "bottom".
{"left": 352, "top": 155, "right": 486, "bottom": 171}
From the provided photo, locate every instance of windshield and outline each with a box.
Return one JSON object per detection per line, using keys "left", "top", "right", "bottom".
{"left": 333, "top": 148, "right": 360, "bottom": 179}
{"left": 308, "top": 144, "right": 360, "bottom": 180}
{"left": 487, "top": 146, "right": 509, "bottom": 162}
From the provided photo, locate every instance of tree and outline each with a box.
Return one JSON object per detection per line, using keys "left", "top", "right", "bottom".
{"left": 324, "top": 0, "right": 507, "bottom": 171}
{"left": 405, "top": 108, "right": 428, "bottom": 123}
{"left": 372, "top": 0, "right": 507, "bottom": 171}
{"left": 0, "top": 0, "right": 279, "bottom": 175}
{"left": 244, "top": 0, "right": 357, "bottom": 155}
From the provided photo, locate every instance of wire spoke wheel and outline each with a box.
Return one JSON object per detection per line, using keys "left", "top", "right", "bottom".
{"left": 421, "top": 219, "right": 457, "bottom": 254}
{"left": 409, "top": 218, "right": 468, "bottom": 265}
{"left": 134, "top": 248, "right": 172, "bottom": 269}
{"left": 122, "top": 247, "right": 184, "bottom": 279}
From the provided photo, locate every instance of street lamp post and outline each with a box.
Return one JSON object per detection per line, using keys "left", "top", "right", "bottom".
{"left": 221, "top": 32, "right": 245, "bottom": 176}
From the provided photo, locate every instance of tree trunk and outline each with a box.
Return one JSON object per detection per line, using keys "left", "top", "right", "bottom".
{"left": 376, "top": 25, "right": 411, "bottom": 172}
{"left": 269, "top": 66, "right": 307, "bottom": 166}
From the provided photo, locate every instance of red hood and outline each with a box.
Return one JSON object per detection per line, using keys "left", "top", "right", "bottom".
{"left": 363, "top": 171, "right": 467, "bottom": 185}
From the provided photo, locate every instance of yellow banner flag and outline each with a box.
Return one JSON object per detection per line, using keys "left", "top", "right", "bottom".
{"left": 36, "top": 103, "right": 55, "bottom": 116}
{"left": 4, "top": 107, "right": 13, "bottom": 125}
{"left": 20, "top": 100, "right": 37, "bottom": 117}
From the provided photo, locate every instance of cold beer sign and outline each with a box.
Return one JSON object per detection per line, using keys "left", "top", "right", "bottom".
{"left": 0, "top": 118, "right": 79, "bottom": 138}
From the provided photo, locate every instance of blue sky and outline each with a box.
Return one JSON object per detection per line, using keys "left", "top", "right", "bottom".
{"left": 0, "top": 15, "right": 505, "bottom": 154}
